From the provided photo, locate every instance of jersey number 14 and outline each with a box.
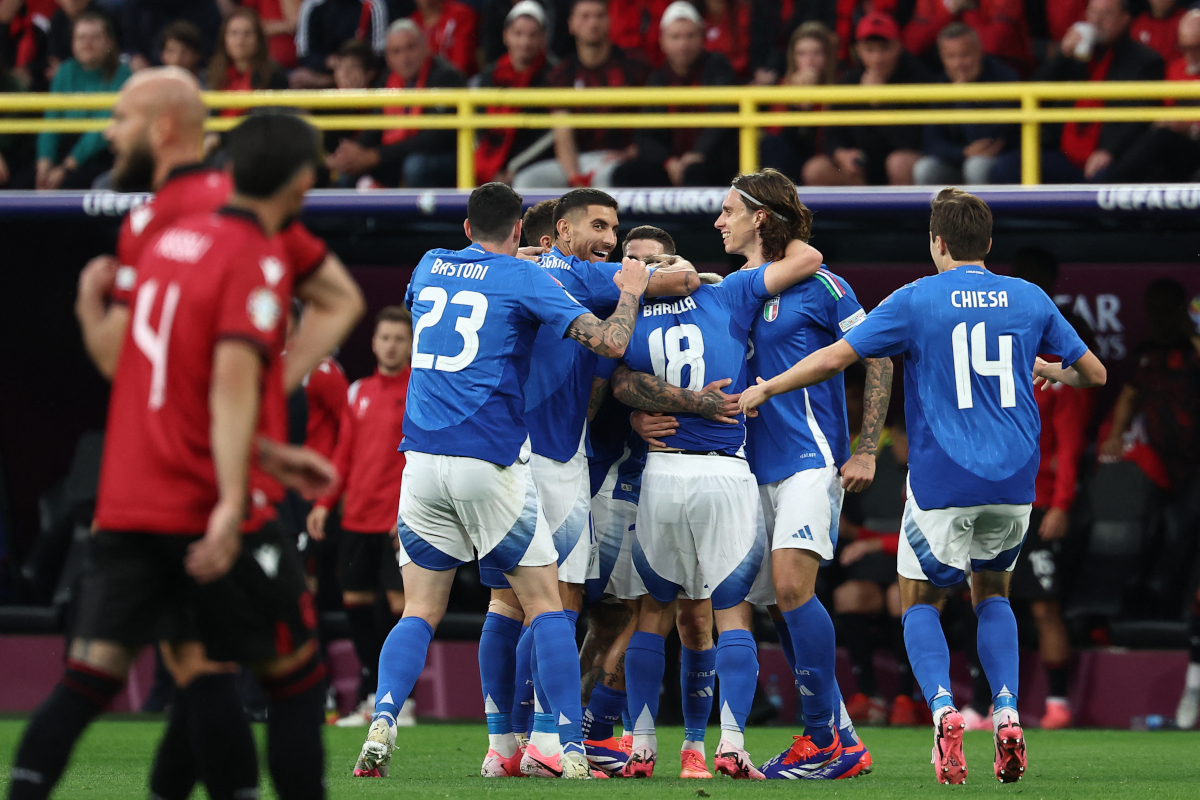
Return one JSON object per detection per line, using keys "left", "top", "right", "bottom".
{"left": 952, "top": 321, "right": 1015, "bottom": 410}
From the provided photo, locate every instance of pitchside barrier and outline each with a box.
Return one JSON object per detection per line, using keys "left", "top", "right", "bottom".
{"left": 6, "top": 81, "right": 1200, "bottom": 186}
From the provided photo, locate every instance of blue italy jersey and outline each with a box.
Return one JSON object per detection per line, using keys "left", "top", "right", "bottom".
{"left": 747, "top": 268, "right": 865, "bottom": 485}
{"left": 400, "top": 243, "right": 588, "bottom": 466}
{"left": 843, "top": 266, "right": 1088, "bottom": 509}
{"left": 622, "top": 268, "right": 772, "bottom": 453}
{"left": 588, "top": 357, "right": 646, "bottom": 503}
{"left": 523, "top": 247, "right": 624, "bottom": 462}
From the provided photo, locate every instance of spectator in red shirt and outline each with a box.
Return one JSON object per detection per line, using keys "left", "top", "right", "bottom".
{"left": 698, "top": 0, "right": 752, "bottom": 79}
{"left": 1110, "top": 9, "right": 1200, "bottom": 182}
{"left": 242, "top": 0, "right": 302, "bottom": 69}
{"left": 901, "top": 0, "right": 1032, "bottom": 76}
{"left": 991, "top": 0, "right": 1163, "bottom": 184}
{"left": 324, "top": 20, "right": 465, "bottom": 188}
{"left": 1130, "top": 0, "right": 1185, "bottom": 62}
{"left": 308, "top": 306, "right": 413, "bottom": 727}
{"left": 304, "top": 357, "right": 350, "bottom": 462}
{"left": 511, "top": 0, "right": 650, "bottom": 188}
{"left": 803, "top": 12, "right": 932, "bottom": 186}
{"left": 1007, "top": 247, "right": 1096, "bottom": 731}
{"left": 612, "top": 0, "right": 737, "bottom": 186}
{"left": 471, "top": 0, "right": 556, "bottom": 184}
{"left": 411, "top": 0, "right": 480, "bottom": 76}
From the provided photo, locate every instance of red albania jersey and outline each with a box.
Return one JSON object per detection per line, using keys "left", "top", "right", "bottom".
{"left": 96, "top": 208, "right": 293, "bottom": 535}
{"left": 111, "top": 165, "right": 327, "bottom": 305}
{"left": 303, "top": 356, "right": 349, "bottom": 461}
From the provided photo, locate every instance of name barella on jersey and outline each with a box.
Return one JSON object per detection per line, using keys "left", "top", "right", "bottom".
{"left": 747, "top": 268, "right": 865, "bottom": 486}
{"left": 622, "top": 267, "right": 773, "bottom": 453}
{"left": 843, "top": 267, "right": 1088, "bottom": 510}
{"left": 523, "top": 247, "right": 625, "bottom": 462}
{"left": 400, "top": 243, "right": 589, "bottom": 466}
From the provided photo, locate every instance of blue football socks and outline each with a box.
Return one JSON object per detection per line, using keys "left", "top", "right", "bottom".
{"left": 902, "top": 603, "right": 956, "bottom": 717}
{"left": 681, "top": 646, "right": 716, "bottom": 749}
{"left": 374, "top": 617, "right": 434, "bottom": 724}
{"left": 715, "top": 629, "right": 758, "bottom": 749}
{"left": 975, "top": 596, "right": 1020, "bottom": 722}
{"left": 782, "top": 597, "right": 839, "bottom": 748}
{"left": 479, "top": 613, "right": 522, "bottom": 739}
{"left": 583, "top": 683, "right": 626, "bottom": 742}
{"left": 529, "top": 611, "right": 583, "bottom": 746}
{"left": 625, "top": 631, "right": 666, "bottom": 748}
{"left": 511, "top": 625, "right": 534, "bottom": 736}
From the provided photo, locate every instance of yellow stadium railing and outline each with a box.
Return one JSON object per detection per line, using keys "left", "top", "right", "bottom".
{"left": 2, "top": 81, "right": 1197, "bottom": 188}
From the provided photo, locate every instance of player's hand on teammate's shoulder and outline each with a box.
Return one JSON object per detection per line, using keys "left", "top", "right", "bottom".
{"left": 517, "top": 245, "right": 547, "bottom": 261}
{"left": 259, "top": 438, "right": 337, "bottom": 501}
{"left": 739, "top": 376, "right": 773, "bottom": 417}
{"left": 187, "top": 498, "right": 243, "bottom": 583}
{"left": 643, "top": 254, "right": 697, "bottom": 275}
{"left": 78, "top": 254, "right": 120, "bottom": 300}
{"left": 840, "top": 452, "right": 877, "bottom": 492}
{"left": 631, "top": 410, "right": 679, "bottom": 447}
{"left": 614, "top": 257, "right": 650, "bottom": 296}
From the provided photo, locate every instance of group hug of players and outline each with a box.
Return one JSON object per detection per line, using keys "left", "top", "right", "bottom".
{"left": 6, "top": 66, "right": 1107, "bottom": 800}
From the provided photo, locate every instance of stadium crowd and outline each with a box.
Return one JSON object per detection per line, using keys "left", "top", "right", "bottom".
{"left": 0, "top": 0, "right": 1197, "bottom": 188}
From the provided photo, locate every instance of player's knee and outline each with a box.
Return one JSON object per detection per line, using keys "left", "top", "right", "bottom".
{"left": 487, "top": 597, "right": 524, "bottom": 622}
{"left": 676, "top": 606, "right": 713, "bottom": 650}
{"left": 776, "top": 579, "right": 816, "bottom": 611}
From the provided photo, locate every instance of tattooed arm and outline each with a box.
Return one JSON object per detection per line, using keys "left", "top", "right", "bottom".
{"left": 610, "top": 364, "right": 741, "bottom": 423}
{"left": 588, "top": 377, "right": 609, "bottom": 421}
{"left": 841, "top": 356, "right": 893, "bottom": 492}
{"left": 564, "top": 257, "right": 649, "bottom": 359}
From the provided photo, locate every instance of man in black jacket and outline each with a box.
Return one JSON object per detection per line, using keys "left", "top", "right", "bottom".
{"left": 804, "top": 11, "right": 932, "bottom": 186}
{"left": 293, "top": 0, "right": 389, "bottom": 89}
{"left": 991, "top": 0, "right": 1163, "bottom": 183}
{"left": 324, "top": 19, "right": 465, "bottom": 187}
{"left": 611, "top": 0, "right": 737, "bottom": 187}
{"left": 913, "top": 23, "right": 1019, "bottom": 185}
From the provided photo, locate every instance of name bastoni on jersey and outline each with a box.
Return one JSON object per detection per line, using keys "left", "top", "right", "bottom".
{"left": 430, "top": 257, "right": 490, "bottom": 280}
{"left": 951, "top": 290, "right": 1010, "bottom": 309}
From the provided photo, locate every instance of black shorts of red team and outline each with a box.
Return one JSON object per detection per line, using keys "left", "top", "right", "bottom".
{"left": 73, "top": 524, "right": 316, "bottom": 663}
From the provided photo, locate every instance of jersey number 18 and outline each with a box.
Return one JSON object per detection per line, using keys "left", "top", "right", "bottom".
{"left": 648, "top": 324, "right": 706, "bottom": 391}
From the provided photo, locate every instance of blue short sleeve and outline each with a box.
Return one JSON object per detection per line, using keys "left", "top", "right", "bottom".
{"left": 717, "top": 267, "right": 772, "bottom": 318}
{"left": 523, "top": 263, "right": 589, "bottom": 338}
{"left": 843, "top": 283, "right": 914, "bottom": 358}
{"left": 825, "top": 279, "right": 867, "bottom": 343}
{"left": 1038, "top": 293, "right": 1089, "bottom": 367}
{"left": 579, "top": 261, "right": 624, "bottom": 316}
{"left": 594, "top": 356, "right": 618, "bottom": 381}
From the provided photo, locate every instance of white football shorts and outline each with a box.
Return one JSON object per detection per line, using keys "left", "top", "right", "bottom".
{"left": 395, "top": 446, "right": 558, "bottom": 588}
{"left": 897, "top": 475, "right": 1031, "bottom": 587}
{"left": 530, "top": 441, "right": 597, "bottom": 585}
{"left": 633, "top": 453, "right": 768, "bottom": 609}
{"left": 760, "top": 465, "right": 844, "bottom": 561}
{"left": 590, "top": 479, "right": 645, "bottom": 602}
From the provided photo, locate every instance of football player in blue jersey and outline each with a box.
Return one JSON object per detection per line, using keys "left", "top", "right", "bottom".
{"left": 353, "top": 183, "right": 651, "bottom": 781}
{"left": 607, "top": 178, "right": 825, "bottom": 780}
{"left": 740, "top": 188, "right": 1106, "bottom": 786}
{"left": 476, "top": 190, "right": 700, "bottom": 779}
{"left": 619, "top": 170, "right": 886, "bottom": 780}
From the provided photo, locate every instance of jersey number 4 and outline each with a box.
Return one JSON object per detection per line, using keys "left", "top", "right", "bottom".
{"left": 648, "top": 324, "right": 706, "bottom": 391}
{"left": 132, "top": 279, "right": 181, "bottom": 410}
{"left": 952, "top": 321, "right": 1015, "bottom": 410}
{"left": 411, "top": 286, "right": 488, "bottom": 372}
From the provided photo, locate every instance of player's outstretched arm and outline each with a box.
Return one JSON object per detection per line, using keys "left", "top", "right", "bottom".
{"left": 611, "top": 364, "right": 741, "bottom": 423}
{"left": 76, "top": 255, "right": 128, "bottom": 379}
{"left": 761, "top": 239, "right": 824, "bottom": 296}
{"left": 187, "top": 340, "right": 261, "bottom": 584}
{"left": 1032, "top": 350, "right": 1107, "bottom": 391}
{"left": 643, "top": 255, "right": 700, "bottom": 299}
{"left": 841, "top": 356, "right": 894, "bottom": 492}
{"left": 284, "top": 253, "right": 366, "bottom": 394}
{"left": 566, "top": 258, "right": 649, "bottom": 358}
{"left": 740, "top": 339, "right": 860, "bottom": 417}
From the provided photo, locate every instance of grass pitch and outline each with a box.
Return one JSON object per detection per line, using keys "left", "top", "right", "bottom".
{"left": 1, "top": 718, "right": 1198, "bottom": 799}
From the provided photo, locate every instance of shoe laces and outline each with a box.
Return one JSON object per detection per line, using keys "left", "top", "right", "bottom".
{"left": 782, "top": 735, "right": 821, "bottom": 765}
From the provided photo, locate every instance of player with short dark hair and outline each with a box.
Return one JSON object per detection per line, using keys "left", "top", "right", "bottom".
{"left": 740, "top": 187, "right": 1107, "bottom": 785}
{"left": 522, "top": 199, "right": 558, "bottom": 250}
{"left": 623, "top": 225, "right": 676, "bottom": 258}
{"left": 308, "top": 305, "right": 414, "bottom": 727}
{"left": 9, "top": 112, "right": 330, "bottom": 800}
{"left": 352, "top": 182, "right": 650, "bottom": 781}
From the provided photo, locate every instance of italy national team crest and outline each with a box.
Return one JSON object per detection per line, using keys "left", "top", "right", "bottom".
{"left": 763, "top": 296, "right": 780, "bottom": 322}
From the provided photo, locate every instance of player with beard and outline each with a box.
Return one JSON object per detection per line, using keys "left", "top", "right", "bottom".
{"left": 71, "top": 71, "right": 364, "bottom": 800}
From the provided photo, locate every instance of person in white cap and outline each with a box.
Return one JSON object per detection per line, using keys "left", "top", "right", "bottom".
{"left": 511, "top": 0, "right": 650, "bottom": 189}
{"left": 470, "top": 0, "right": 557, "bottom": 184}
{"left": 611, "top": 0, "right": 738, "bottom": 187}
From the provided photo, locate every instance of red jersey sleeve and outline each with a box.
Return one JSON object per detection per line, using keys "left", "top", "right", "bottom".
{"left": 110, "top": 216, "right": 140, "bottom": 305}
{"left": 280, "top": 221, "right": 329, "bottom": 284}
{"left": 1049, "top": 385, "right": 1095, "bottom": 512}
{"left": 312, "top": 362, "right": 349, "bottom": 419}
{"left": 315, "top": 384, "right": 358, "bottom": 511}
{"left": 215, "top": 250, "right": 286, "bottom": 357}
